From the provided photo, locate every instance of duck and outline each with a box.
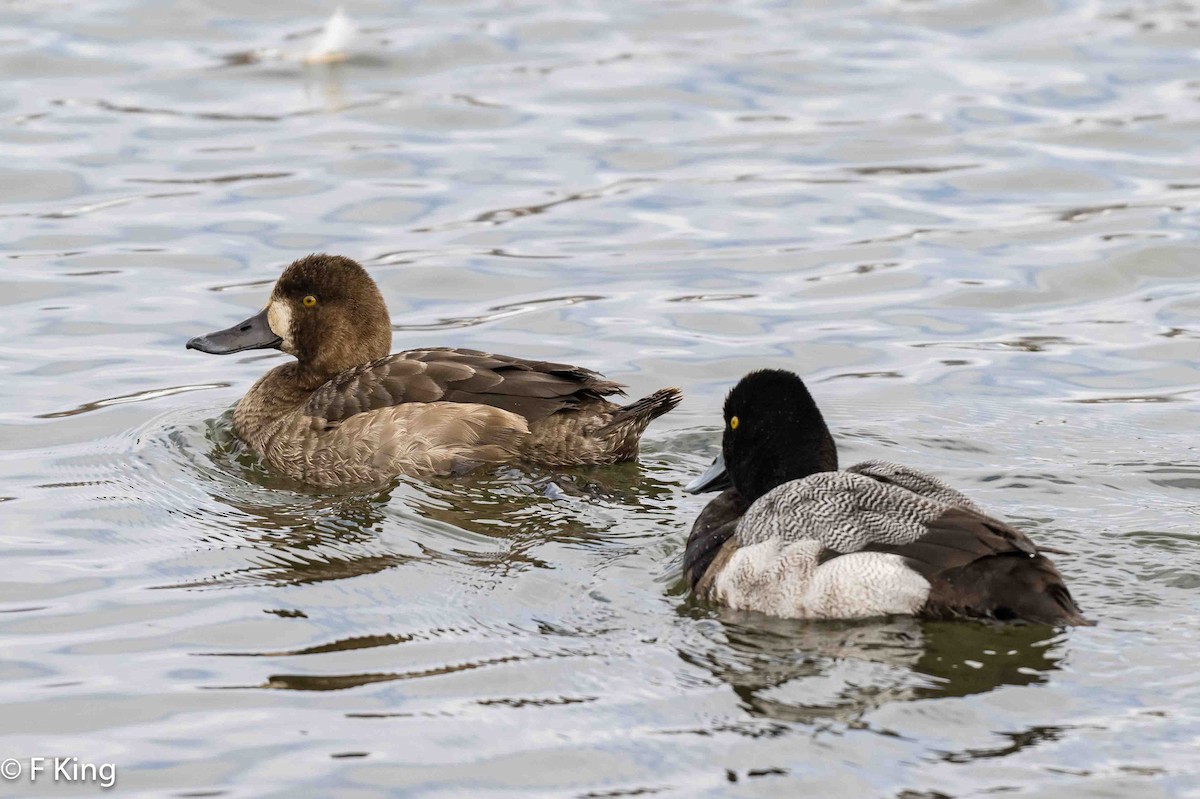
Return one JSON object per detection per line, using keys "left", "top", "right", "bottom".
{"left": 186, "top": 254, "right": 682, "bottom": 487}
{"left": 682, "top": 369, "right": 1089, "bottom": 625}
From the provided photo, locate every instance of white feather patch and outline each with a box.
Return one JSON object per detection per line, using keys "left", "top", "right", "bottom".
{"left": 712, "top": 540, "right": 930, "bottom": 620}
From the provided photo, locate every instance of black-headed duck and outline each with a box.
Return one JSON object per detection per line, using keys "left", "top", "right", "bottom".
{"left": 187, "top": 254, "right": 681, "bottom": 487}
{"left": 683, "top": 369, "right": 1088, "bottom": 626}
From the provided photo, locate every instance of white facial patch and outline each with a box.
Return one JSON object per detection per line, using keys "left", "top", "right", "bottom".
{"left": 266, "top": 300, "right": 293, "bottom": 350}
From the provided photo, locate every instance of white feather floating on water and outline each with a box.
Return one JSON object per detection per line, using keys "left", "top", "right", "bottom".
{"left": 304, "top": 7, "right": 357, "bottom": 65}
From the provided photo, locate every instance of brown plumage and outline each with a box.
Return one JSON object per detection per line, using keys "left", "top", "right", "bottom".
{"left": 187, "top": 254, "right": 681, "bottom": 487}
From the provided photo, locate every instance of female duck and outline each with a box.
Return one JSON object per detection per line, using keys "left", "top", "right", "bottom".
{"left": 187, "top": 254, "right": 681, "bottom": 487}
{"left": 683, "top": 369, "right": 1088, "bottom": 625}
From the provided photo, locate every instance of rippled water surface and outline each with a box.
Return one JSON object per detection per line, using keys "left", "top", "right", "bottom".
{"left": 3, "top": 0, "right": 1200, "bottom": 795}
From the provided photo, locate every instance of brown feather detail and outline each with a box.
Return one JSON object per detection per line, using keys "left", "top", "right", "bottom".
{"left": 397, "top": 373, "right": 444, "bottom": 404}
{"left": 516, "top": 388, "right": 682, "bottom": 465}
{"left": 694, "top": 536, "right": 739, "bottom": 600}
{"left": 682, "top": 488, "right": 748, "bottom": 591}
{"left": 598, "top": 388, "right": 683, "bottom": 435}
{"left": 304, "top": 347, "right": 627, "bottom": 426}
{"left": 930, "top": 508, "right": 1038, "bottom": 556}
{"left": 440, "top": 391, "right": 566, "bottom": 422}
{"left": 406, "top": 348, "right": 625, "bottom": 397}
{"left": 920, "top": 554, "right": 1091, "bottom": 626}
{"left": 369, "top": 380, "right": 395, "bottom": 408}
{"left": 860, "top": 507, "right": 1089, "bottom": 626}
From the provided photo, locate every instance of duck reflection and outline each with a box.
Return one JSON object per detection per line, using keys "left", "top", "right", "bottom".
{"left": 302, "top": 61, "right": 348, "bottom": 112}
{"left": 170, "top": 411, "right": 674, "bottom": 589}
{"left": 679, "top": 609, "right": 1065, "bottom": 727}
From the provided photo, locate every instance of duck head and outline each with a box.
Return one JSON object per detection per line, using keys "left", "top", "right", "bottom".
{"left": 187, "top": 254, "right": 392, "bottom": 382}
{"left": 685, "top": 369, "right": 838, "bottom": 501}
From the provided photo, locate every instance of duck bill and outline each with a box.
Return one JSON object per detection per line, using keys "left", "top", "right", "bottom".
{"left": 186, "top": 308, "right": 282, "bottom": 355}
{"left": 684, "top": 452, "right": 733, "bottom": 494}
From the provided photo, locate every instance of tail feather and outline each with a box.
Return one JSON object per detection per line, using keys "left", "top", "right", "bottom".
{"left": 863, "top": 507, "right": 1090, "bottom": 626}
{"left": 599, "top": 387, "right": 682, "bottom": 434}
{"left": 920, "top": 553, "right": 1092, "bottom": 626}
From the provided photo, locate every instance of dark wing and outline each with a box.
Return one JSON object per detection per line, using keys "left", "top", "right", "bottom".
{"left": 305, "top": 347, "right": 625, "bottom": 426}
{"left": 858, "top": 507, "right": 1089, "bottom": 625}
{"left": 862, "top": 506, "right": 1036, "bottom": 568}
{"left": 683, "top": 488, "right": 748, "bottom": 591}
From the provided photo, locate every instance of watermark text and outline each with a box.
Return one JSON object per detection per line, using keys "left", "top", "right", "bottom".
{"left": 1, "top": 757, "right": 117, "bottom": 789}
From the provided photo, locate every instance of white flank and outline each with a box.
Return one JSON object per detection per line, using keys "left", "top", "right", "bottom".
{"left": 713, "top": 541, "right": 930, "bottom": 620}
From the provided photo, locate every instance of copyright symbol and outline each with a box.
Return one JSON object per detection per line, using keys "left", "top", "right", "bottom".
{"left": 0, "top": 759, "right": 20, "bottom": 779}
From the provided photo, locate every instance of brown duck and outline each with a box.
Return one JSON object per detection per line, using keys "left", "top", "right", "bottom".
{"left": 187, "top": 254, "right": 681, "bottom": 487}
{"left": 683, "top": 369, "right": 1089, "bottom": 625}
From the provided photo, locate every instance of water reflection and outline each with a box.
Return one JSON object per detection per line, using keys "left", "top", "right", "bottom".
{"left": 254, "top": 652, "right": 537, "bottom": 692}
{"left": 413, "top": 178, "right": 655, "bottom": 233}
{"left": 35, "top": 382, "right": 230, "bottom": 419}
{"left": 681, "top": 611, "right": 1065, "bottom": 727}
{"left": 302, "top": 62, "right": 349, "bottom": 112}
{"left": 937, "top": 724, "right": 1072, "bottom": 764}
{"left": 155, "top": 411, "right": 676, "bottom": 589}
{"left": 390, "top": 294, "right": 604, "bottom": 332}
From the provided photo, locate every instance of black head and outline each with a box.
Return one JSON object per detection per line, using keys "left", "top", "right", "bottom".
{"left": 718, "top": 369, "right": 838, "bottom": 502}
{"left": 188, "top": 254, "right": 393, "bottom": 383}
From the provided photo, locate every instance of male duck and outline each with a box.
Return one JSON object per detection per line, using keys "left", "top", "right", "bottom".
{"left": 683, "top": 369, "right": 1088, "bottom": 625}
{"left": 187, "top": 254, "right": 681, "bottom": 487}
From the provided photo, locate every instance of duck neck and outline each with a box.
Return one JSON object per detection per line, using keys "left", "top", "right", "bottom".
{"left": 232, "top": 363, "right": 316, "bottom": 452}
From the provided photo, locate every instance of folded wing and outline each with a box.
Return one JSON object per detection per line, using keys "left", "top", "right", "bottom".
{"left": 306, "top": 347, "right": 625, "bottom": 426}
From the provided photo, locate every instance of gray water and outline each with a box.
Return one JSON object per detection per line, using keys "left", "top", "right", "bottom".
{"left": 2, "top": 0, "right": 1199, "bottom": 796}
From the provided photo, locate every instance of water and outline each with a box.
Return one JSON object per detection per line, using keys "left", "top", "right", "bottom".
{"left": 2, "top": 0, "right": 1199, "bottom": 795}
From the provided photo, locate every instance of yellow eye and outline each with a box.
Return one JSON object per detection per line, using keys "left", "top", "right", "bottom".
{"left": 730, "top": 416, "right": 739, "bottom": 430}
{"left": 302, "top": 295, "right": 317, "bottom": 308}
